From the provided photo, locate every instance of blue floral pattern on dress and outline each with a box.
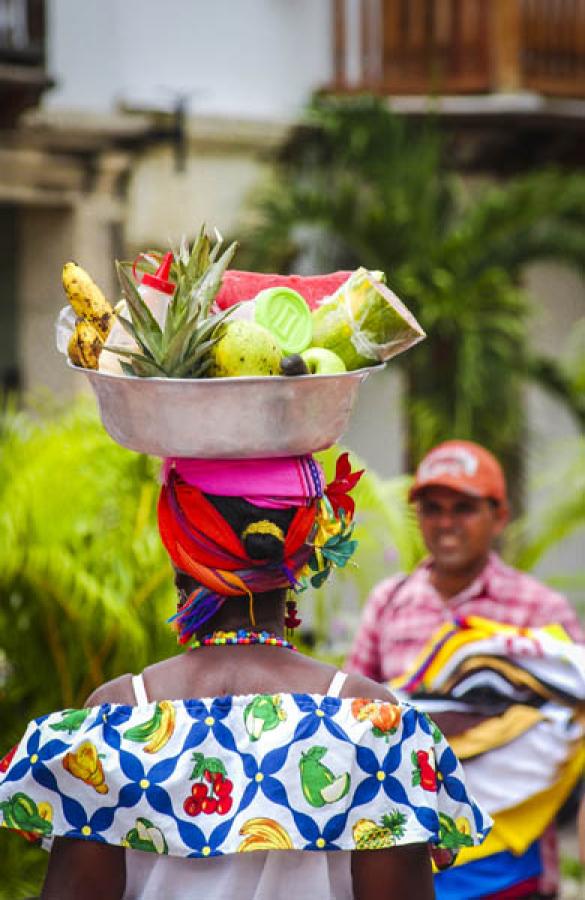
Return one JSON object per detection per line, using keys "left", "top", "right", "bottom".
{"left": 0, "top": 696, "right": 491, "bottom": 860}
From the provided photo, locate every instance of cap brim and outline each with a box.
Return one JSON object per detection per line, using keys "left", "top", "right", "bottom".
{"left": 408, "top": 476, "right": 485, "bottom": 503}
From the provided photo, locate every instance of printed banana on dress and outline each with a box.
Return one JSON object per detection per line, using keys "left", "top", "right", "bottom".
{"left": 62, "top": 262, "right": 116, "bottom": 369}
{"left": 238, "top": 818, "right": 293, "bottom": 851}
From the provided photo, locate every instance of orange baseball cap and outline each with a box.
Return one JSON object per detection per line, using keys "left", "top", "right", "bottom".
{"left": 409, "top": 440, "right": 507, "bottom": 505}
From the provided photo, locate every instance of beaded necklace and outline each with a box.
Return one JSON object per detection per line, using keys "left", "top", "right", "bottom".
{"left": 190, "top": 629, "right": 297, "bottom": 651}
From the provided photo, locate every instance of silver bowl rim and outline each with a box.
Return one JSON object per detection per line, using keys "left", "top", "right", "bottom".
{"left": 68, "top": 360, "right": 386, "bottom": 384}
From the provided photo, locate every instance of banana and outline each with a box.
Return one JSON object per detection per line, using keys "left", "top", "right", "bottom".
{"left": 62, "top": 262, "right": 115, "bottom": 341}
{"left": 68, "top": 320, "right": 103, "bottom": 369}
{"left": 144, "top": 701, "right": 176, "bottom": 754}
{"left": 238, "top": 817, "right": 293, "bottom": 852}
{"left": 124, "top": 704, "right": 163, "bottom": 743}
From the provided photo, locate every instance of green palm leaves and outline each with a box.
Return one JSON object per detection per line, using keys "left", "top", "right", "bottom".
{"left": 238, "top": 96, "right": 585, "bottom": 471}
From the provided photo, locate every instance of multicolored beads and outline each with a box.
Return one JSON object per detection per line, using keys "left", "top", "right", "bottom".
{"left": 190, "top": 629, "right": 297, "bottom": 651}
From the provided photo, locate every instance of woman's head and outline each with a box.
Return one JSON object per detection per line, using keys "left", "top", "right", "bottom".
{"left": 157, "top": 453, "right": 363, "bottom": 645}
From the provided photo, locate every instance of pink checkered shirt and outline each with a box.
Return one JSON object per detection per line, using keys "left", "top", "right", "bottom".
{"left": 346, "top": 551, "right": 584, "bottom": 897}
{"left": 346, "top": 551, "right": 584, "bottom": 683}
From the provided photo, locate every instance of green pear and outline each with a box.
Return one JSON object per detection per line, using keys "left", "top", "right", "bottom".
{"left": 211, "top": 320, "right": 282, "bottom": 377}
{"left": 299, "top": 746, "right": 350, "bottom": 808}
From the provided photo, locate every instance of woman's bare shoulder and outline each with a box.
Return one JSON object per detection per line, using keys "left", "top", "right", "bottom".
{"left": 340, "top": 671, "right": 398, "bottom": 704}
{"left": 84, "top": 673, "right": 136, "bottom": 708}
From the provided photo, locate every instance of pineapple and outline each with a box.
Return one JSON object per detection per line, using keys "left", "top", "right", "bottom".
{"left": 110, "top": 228, "right": 238, "bottom": 378}
{"left": 352, "top": 811, "right": 407, "bottom": 850}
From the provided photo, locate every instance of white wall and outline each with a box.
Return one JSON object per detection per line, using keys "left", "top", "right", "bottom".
{"left": 45, "top": 0, "right": 333, "bottom": 120}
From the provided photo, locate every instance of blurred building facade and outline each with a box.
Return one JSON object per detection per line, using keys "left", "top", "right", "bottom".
{"left": 0, "top": 0, "right": 583, "bottom": 588}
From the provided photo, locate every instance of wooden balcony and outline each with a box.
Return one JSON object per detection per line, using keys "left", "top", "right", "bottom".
{"left": 0, "top": 0, "right": 51, "bottom": 125}
{"left": 331, "top": 0, "right": 585, "bottom": 99}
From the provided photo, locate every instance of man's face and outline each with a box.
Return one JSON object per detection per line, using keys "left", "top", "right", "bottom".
{"left": 416, "top": 486, "right": 508, "bottom": 574}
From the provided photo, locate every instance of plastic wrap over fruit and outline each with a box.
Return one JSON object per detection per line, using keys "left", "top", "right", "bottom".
{"left": 55, "top": 305, "right": 77, "bottom": 356}
{"left": 311, "top": 269, "right": 426, "bottom": 371}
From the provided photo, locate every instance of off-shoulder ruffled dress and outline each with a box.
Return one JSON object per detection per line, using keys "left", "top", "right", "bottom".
{"left": 0, "top": 674, "right": 491, "bottom": 899}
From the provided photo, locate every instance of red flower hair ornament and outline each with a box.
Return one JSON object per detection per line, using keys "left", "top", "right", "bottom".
{"left": 324, "top": 452, "right": 365, "bottom": 520}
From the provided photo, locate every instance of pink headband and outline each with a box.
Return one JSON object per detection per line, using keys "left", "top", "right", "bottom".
{"left": 161, "top": 455, "right": 325, "bottom": 509}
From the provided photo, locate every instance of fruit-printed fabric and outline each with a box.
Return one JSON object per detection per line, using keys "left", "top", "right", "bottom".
{"left": 0, "top": 696, "right": 491, "bottom": 860}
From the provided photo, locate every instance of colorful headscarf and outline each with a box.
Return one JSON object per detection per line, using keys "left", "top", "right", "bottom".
{"left": 162, "top": 455, "right": 325, "bottom": 509}
{"left": 157, "top": 453, "right": 363, "bottom": 644}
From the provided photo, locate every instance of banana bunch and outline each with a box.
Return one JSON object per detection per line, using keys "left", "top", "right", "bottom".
{"left": 124, "top": 701, "right": 176, "bottom": 754}
{"left": 237, "top": 817, "right": 293, "bottom": 852}
{"left": 62, "top": 262, "right": 115, "bottom": 369}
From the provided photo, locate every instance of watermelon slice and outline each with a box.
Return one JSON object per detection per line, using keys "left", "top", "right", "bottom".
{"left": 215, "top": 270, "right": 352, "bottom": 311}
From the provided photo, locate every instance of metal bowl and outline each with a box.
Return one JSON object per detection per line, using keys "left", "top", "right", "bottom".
{"left": 76, "top": 364, "right": 384, "bottom": 458}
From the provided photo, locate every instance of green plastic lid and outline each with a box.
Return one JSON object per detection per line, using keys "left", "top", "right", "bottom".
{"left": 254, "top": 287, "right": 312, "bottom": 355}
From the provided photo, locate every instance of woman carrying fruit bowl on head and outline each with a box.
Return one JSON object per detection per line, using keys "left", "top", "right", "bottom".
{"left": 0, "top": 451, "right": 490, "bottom": 899}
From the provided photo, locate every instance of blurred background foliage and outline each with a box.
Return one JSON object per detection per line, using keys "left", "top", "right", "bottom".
{"left": 238, "top": 96, "right": 585, "bottom": 507}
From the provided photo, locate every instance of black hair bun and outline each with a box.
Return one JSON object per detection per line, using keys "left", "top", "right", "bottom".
{"left": 243, "top": 530, "right": 285, "bottom": 562}
{"left": 204, "top": 494, "right": 296, "bottom": 563}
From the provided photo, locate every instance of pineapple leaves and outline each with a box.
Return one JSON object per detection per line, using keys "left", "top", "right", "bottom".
{"left": 113, "top": 228, "right": 239, "bottom": 379}
{"left": 196, "top": 240, "right": 239, "bottom": 319}
{"left": 116, "top": 262, "right": 163, "bottom": 360}
{"left": 115, "top": 315, "right": 162, "bottom": 363}
{"left": 172, "top": 341, "right": 219, "bottom": 379}
{"left": 104, "top": 346, "right": 167, "bottom": 377}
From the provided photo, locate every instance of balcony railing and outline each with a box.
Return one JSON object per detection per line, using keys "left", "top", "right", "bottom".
{"left": 0, "top": 0, "right": 50, "bottom": 125}
{"left": 331, "top": 0, "right": 585, "bottom": 98}
{"left": 0, "top": 0, "right": 45, "bottom": 65}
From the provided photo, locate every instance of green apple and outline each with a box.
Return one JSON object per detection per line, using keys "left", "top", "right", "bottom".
{"left": 301, "top": 347, "right": 346, "bottom": 375}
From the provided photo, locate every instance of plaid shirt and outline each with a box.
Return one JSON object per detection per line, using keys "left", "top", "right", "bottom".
{"left": 346, "top": 552, "right": 585, "bottom": 683}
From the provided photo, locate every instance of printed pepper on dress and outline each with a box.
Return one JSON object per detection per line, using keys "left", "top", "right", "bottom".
{"left": 0, "top": 792, "right": 53, "bottom": 843}
{"left": 0, "top": 744, "right": 18, "bottom": 774}
{"left": 62, "top": 740, "right": 108, "bottom": 794}
{"left": 411, "top": 748, "right": 437, "bottom": 792}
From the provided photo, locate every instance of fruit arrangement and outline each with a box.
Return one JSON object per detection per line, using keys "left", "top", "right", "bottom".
{"left": 59, "top": 227, "right": 424, "bottom": 380}
{"left": 183, "top": 752, "right": 234, "bottom": 817}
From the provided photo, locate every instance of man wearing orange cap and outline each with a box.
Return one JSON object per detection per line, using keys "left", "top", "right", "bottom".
{"left": 347, "top": 439, "right": 584, "bottom": 898}
{"left": 348, "top": 439, "right": 583, "bottom": 684}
